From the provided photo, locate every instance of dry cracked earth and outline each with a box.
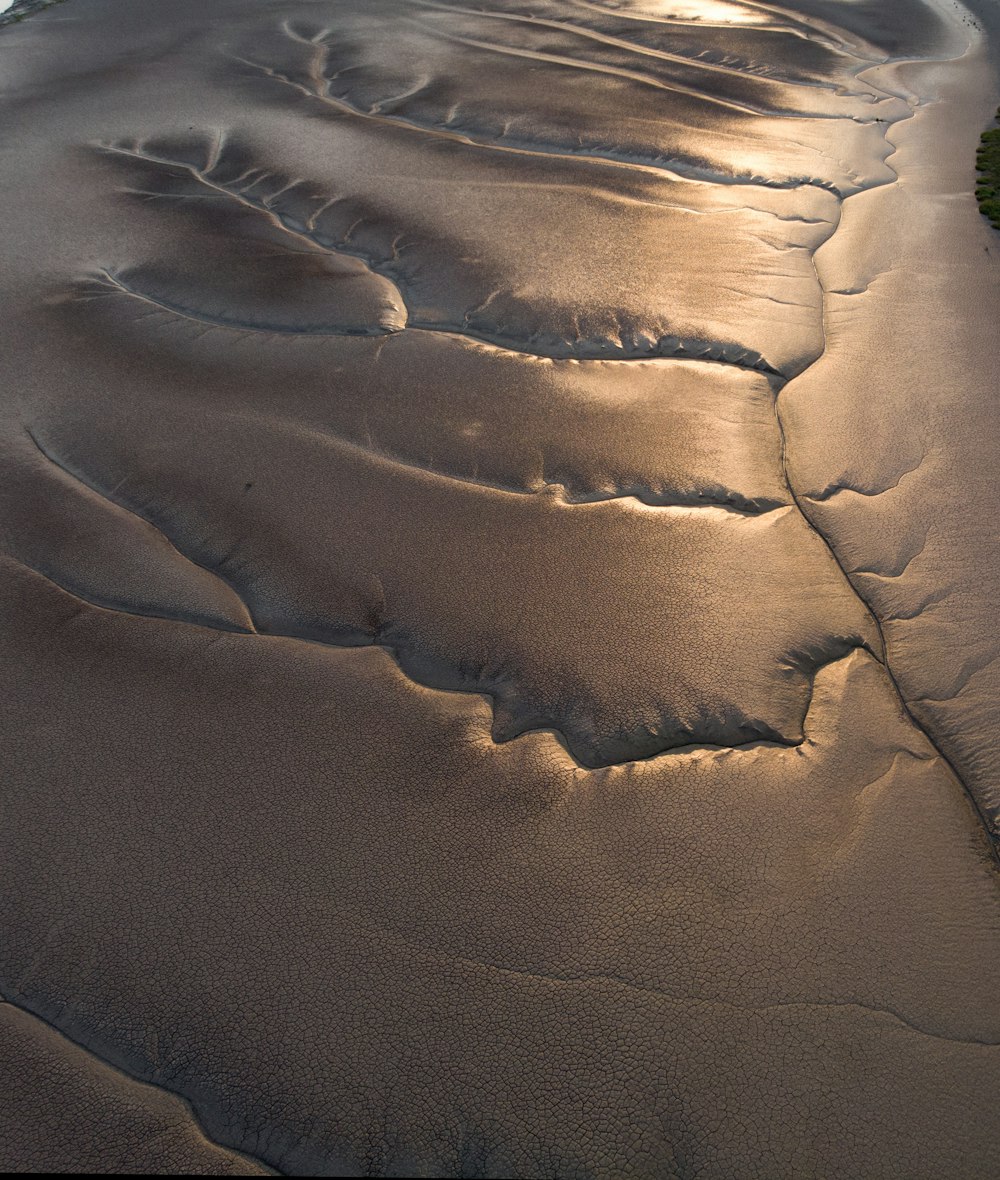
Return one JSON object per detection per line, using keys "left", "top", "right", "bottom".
{"left": 2, "top": 0, "right": 1000, "bottom": 1175}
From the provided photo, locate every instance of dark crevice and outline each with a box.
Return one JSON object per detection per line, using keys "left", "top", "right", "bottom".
{"left": 409, "top": 0, "right": 865, "bottom": 95}
{"left": 0, "top": 989, "right": 282, "bottom": 1175}
{"left": 232, "top": 38, "right": 848, "bottom": 197}
{"left": 94, "top": 263, "right": 784, "bottom": 371}
{"left": 24, "top": 425, "right": 258, "bottom": 633}
{"left": 8, "top": 551, "right": 856, "bottom": 773}
{"left": 779, "top": 395, "right": 1000, "bottom": 855}
{"left": 771, "top": 75, "right": 1000, "bottom": 853}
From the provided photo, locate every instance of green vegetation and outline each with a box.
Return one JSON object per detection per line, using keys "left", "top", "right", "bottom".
{"left": 0, "top": 1, "right": 68, "bottom": 31}
{"left": 976, "top": 109, "right": 1000, "bottom": 229}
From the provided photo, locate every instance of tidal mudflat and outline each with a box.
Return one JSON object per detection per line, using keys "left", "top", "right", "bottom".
{"left": 1, "top": 1, "right": 999, "bottom": 1175}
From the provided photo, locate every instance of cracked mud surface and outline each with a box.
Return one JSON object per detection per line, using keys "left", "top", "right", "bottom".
{"left": 1, "top": 0, "right": 1000, "bottom": 1175}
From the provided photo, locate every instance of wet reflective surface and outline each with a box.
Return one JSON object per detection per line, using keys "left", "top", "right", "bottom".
{"left": 1, "top": 0, "right": 999, "bottom": 1175}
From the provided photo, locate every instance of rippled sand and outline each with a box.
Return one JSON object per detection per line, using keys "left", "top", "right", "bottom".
{"left": 1, "top": 0, "right": 999, "bottom": 1175}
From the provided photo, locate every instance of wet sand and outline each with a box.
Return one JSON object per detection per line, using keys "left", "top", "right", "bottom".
{"left": 1, "top": 1, "right": 998, "bottom": 1175}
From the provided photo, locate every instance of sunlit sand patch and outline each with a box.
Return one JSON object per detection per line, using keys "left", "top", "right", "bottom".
{"left": 569, "top": 0, "right": 777, "bottom": 25}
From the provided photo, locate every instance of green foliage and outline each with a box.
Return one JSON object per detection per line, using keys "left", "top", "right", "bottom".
{"left": 977, "top": 109, "right": 1000, "bottom": 228}
{"left": 0, "top": 1, "right": 69, "bottom": 31}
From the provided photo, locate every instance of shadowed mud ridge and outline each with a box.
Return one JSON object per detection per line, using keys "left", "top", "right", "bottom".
{"left": 90, "top": 136, "right": 786, "bottom": 372}
{"left": 7, "top": 553, "right": 863, "bottom": 768}
{"left": 37, "top": 395, "right": 788, "bottom": 515}
{"left": 228, "top": 38, "right": 860, "bottom": 197}
{"left": 17, "top": 424, "right": 877, "bottom": 768}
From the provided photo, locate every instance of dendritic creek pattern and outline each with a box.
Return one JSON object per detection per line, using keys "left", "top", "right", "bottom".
{"left": 29, "top": 0, "right": 914, "bottom": 768}
{"left": 3, "top": 0, "right": 1000, "bottom": 1176}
